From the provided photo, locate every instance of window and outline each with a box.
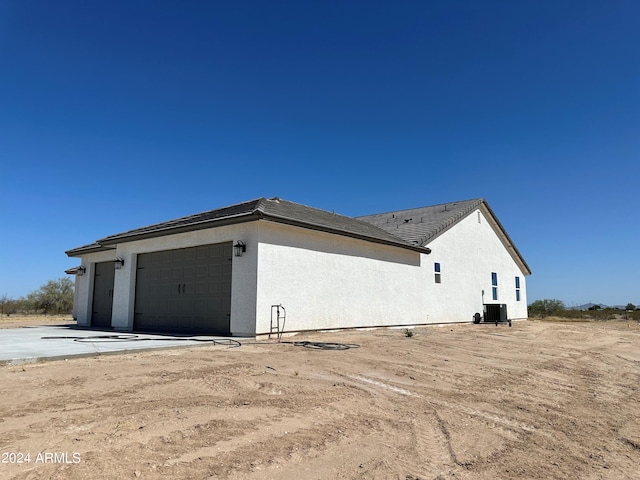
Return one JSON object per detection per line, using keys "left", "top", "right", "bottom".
{"left": 434, "top": 262, "right": 441, "bottom": 273}
{"left": 491, "top": 272, "right": 498, "bottom": 300}
{"left": 434, "top": 262, "right": 441, "bottom": 283}
{"left": 515, "top": 276, "right": 521, "bottom": 301}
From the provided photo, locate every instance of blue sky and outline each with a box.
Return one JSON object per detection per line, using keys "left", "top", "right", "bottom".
{"left": 1, "top": 1, "right": 638, "bottom": 307}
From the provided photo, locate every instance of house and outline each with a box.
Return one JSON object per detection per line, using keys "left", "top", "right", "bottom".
{"left": 65, "top": 197, "right": 530, "bottom": 336}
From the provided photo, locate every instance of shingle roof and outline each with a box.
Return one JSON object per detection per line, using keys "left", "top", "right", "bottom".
{"left": 358, "top": 198, "right": 531, "bottom": 275}
{"left": 255, "top": 198, "right": 428, "bottom": 252}
{"left": 67, "top": 197, "right": 430, "bottom": 256}
{"left": 66, "top": 197, "right": 529, "bottom": 274}
{"left": 95, "top": 198, "right": 264, "bottom": 245}
{"left": 64, "top": 242, "right": 116, "bottom": 257}
{"left": 357, "top": 199, "right": 483, "bottom": 246}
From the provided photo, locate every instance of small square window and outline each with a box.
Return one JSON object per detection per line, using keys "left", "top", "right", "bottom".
{"left": 434, "top": 262, "right": 441, "bottom": 273}
{"left": 435, "top": 273, "right": 441, "bottom": 284}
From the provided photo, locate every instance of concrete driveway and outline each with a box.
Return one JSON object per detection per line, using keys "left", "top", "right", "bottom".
{"left": 0, "top": 325, "right": 243, "bottom": 364}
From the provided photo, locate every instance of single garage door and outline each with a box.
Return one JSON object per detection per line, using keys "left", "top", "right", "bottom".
{"left": 134, "top": 242, "right": 233, "bottom": 335}
{"left": 92, "top": 261, "right": 115, "bottom": 328}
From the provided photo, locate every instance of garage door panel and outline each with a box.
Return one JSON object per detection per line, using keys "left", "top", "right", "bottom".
{"left": 184, "top": 249, "right": 196, "bottom": 265}
{"left": 207, "top": 281, "right": 221, "bottom": 294}
{"left": 194, "top": 282, "right": 209, "bottom": 295}
{"left": 134, "top": 242, "right": 232, "bottom": 335}
{"left": 172, "top": 249, "right": 184, "bottom": 263}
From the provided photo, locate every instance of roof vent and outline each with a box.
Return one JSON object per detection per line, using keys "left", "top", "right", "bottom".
{"left": 404, "top": 218, "right": 412, "bottom": 223}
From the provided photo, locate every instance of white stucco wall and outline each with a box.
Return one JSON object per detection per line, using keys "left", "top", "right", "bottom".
{"left": 423, "top": 207, "right": 529, "bottom": 323}
{"left": 252, "top": 208, "right": 528, "bottom": 334}
{"left": 73, "top": 223, "right": 259, "bottom": 335}
{"left": 254, "top": 221, "right": 429, "bottom": 334}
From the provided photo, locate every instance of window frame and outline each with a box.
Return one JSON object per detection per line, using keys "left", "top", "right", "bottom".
{"left": 491, "top": 272, "right": 498, "bottom": 300}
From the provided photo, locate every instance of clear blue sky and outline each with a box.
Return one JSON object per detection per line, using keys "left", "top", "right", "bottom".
{"left": 1, "top": 1, "right": 638, "bottom": 307}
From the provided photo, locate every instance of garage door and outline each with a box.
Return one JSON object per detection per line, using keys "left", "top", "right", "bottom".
{"left": 134, "top": 242, "right": 233, "bottom": 335}
{"left": 91, "top": 261, "right": 115, "bottom": 328}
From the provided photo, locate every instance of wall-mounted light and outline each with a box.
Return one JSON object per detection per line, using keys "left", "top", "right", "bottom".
{"left": 114, "top": 257, "right": 125, "bottom": 269}
{"left": 234, "top": 241, "right": 246, "bottom": 257}
{"left": 77, "top": 266, "right": 86, "bottom": 276}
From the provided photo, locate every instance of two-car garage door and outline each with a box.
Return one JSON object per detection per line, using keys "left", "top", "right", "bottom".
{"left": 134, "top": 242, "right": 233, "bottom": 335}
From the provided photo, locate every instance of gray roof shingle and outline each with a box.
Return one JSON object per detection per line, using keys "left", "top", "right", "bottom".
{"left": 358, "top": 198, "right": 531, "bottom": 274}
{"left": 357, "top": 199, "right": 483, "bottom": 246}
{"left": 256, "top": 197, "right": 428, "bottom": 251}
{"left": 66, "top": 197, "right": 529, "bottom": 275}
{"left": 67, "top": 197, "right": 430, "bottom": 256}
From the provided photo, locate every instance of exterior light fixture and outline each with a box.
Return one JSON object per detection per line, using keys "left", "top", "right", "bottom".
{"left": 234, "top": 241, "right": 246, "bottom": 257}
{"left": 77, "top": 266, "right": 86, "bottom": 276}
{"left": 114, "top": 257, "right": 125, "bottom": 269}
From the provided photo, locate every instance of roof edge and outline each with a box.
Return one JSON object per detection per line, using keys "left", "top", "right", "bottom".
{"left": 260, "top": 212, "right": 431, "bottom": 254}
{"left": 97, "top": 211, "right": 261, "bottom": 246}
{"left": 479, "top": 201, "right": 532, "bottom": 275}
{"left": 65, "top": 243, "right": 116, "bottom": 258}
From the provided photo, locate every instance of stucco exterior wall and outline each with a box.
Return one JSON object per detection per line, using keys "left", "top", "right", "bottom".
{"left": 423, "top": 207, "right": 528, "bottom": 323}
{"left": 254, "top": 221, "right": 429, "bottom": 334}
{"left": 74, "top": 223, "right": 259, "bottom": 335}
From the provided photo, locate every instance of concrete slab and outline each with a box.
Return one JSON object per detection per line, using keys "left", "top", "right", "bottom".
{"left": 0, "top": 326, "right": 246, "bottom": 365}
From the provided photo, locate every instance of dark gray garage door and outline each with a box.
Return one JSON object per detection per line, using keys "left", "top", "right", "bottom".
{"left": 134, "top": 242, "right": 233, "bottom": 335}
{"left": 92, "top": 261, "right": 115, "bottom": 328}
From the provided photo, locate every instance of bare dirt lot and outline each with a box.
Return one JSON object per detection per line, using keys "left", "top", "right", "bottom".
{"left": 1, "top": 318, "right": 639, "bottom": 480}
{"left": 0, "top": 314, "right": 74, "bottom": 330}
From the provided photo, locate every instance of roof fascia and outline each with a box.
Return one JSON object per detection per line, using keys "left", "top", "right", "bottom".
{"left": 73, "top": 199, "right": 430, "bottom": 255}
{"left": 97, "top": 212, "right": 261, "bottom": 246}
{"left": 65, "top": 244, "right": 116, "bottom": 258}
{"left": 420, "top": 199, "right": 531, "bottom": 275}
{"left": 478, "top": 202, "right": 532, "bottom": 275}
{"left": 260, "top": 212, "right": 431, "bottom": 254}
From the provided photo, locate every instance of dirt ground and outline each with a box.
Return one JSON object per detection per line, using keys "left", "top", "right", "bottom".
{"left": 0, "top": 314, "right": 74, "bottom": 329}
{"left": 1, "top": 318, "right": 639, "bottom": 480}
